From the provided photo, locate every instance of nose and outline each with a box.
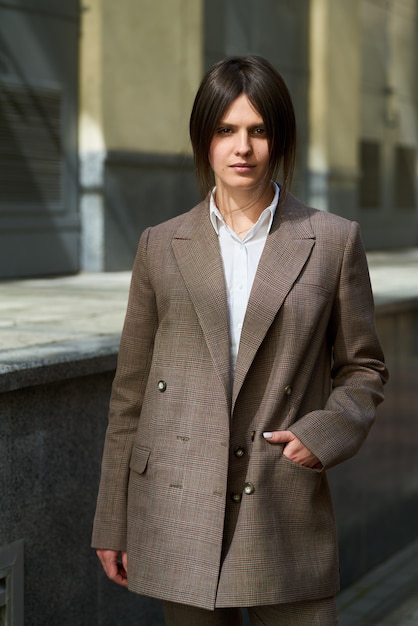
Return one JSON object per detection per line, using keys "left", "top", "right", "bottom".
{"left": 235, "top": 131, "right": 252, "bottom": 156}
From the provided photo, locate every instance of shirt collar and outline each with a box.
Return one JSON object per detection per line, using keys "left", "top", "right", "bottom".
{"left": 209, "top": 182, "right": 280, "bottom": 237}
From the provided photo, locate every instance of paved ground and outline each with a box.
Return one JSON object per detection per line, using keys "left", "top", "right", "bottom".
{"left": 1, "top": 248, "right": 418, "bottom": 624}
{"left": 337, "top": 538, "right": 418, "bottom": 625}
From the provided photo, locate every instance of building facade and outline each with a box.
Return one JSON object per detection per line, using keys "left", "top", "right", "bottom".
{"left": 0, "top": 0, "right": 417, "bottom": 277}
{"left": 79, "top": 0, "right": 418, "bottom": 273}
{"left": 0, "top": 0, "right": 80, "bottom": 279}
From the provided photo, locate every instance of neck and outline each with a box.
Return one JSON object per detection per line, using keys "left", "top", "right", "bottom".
{"left": 215, "top": 182, "right": 274, "bottom": 237}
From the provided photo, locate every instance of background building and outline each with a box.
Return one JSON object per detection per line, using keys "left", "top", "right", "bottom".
{"left": 0, "top": 0, "right": 80, "bottom": 278}
{"left": 78, "top": 0, "right": 418, "bottom": 272}
{"left": 1, "top": 3, "right": 417, "bottom": 624}
{"left": 1, "top": 1, "right": 416, "bottom": 279}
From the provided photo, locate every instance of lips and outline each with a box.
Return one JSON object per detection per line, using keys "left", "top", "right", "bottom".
{"left": 230, "top": 163, "right": 255, "bottom": 171}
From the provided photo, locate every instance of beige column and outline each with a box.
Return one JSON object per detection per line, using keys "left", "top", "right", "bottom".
{"left": 101, "top": 0, "right": 203, "bottom": 154}
{"left": 78, "top": 0, "right": 204, "bottom": 269}
{"left": 308, "top": 0, "right": 361, "bottom": 211}
{"left": 79, "top": 0, "right": 106, "bottom": 270}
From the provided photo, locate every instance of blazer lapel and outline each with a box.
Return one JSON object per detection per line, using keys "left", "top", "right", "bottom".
{"left": 232, "top": 195, "right": 316, "bottom": 407}
{"left": 171, "top": 204, "right": 232, "bottom": 404}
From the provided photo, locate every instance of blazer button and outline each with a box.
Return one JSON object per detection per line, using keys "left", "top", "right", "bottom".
{"left": 244, "top": 482, "right": 255, "bottom": 495}
{"left": 284, "top": 385, "right": 292, "bottom": 397}
{"left": 234, "top": 447, "right": 245, "bottom": 458}
{"left": 158, "top": 380, "right": 167, "bottom": 392}
{"left": 231, "top": 491, "right": 242, "bottom": 503}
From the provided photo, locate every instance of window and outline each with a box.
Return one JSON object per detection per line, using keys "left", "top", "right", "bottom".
{"left": 359, "top": 140, "right": 381, "bottom": 209}
{"left": 395, "top": 145, "right": 416, "bottom": 211}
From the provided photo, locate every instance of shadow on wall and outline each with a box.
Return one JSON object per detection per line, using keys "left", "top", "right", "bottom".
{"left": 102, "top": 150, "right": 199, "bottom": 271}
{"left": 0, "top": 3, "right": 80, "bottom": 279}
{"left": 330, "top": 300, "right": 418, "bottom": 588}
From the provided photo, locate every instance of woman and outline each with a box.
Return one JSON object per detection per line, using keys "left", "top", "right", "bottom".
{"left": 92, "top": 56, "right": 388, "bottom": 626}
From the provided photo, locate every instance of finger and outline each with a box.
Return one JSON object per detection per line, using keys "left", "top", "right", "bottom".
{"left": 115, "top": 556, "right": 128, "bottom": 586}
{"left": 263, "top": 430, "right": 294, "bottom": 444}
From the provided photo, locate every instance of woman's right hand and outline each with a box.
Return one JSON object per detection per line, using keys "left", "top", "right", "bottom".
{"left": 96, "top": 549, "right": 128, "bottom": 587}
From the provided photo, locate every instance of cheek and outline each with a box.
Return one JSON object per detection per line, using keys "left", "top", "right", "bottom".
{"left": 208, "top": 149, "right": 214, "bottom": 170}
{"left": 208, "top": 141, "right": 225, "bottom": 171}
{"left": 208, "top": 141, "right": 216, "bottom": 169}
{"left": 257, "top": 144, "right": 271, "bottom": 167}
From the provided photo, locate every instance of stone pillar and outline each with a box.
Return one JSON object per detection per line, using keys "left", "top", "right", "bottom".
{"left": 308, "top": 0, "right": 361, "bottom": 217}
{"left": 79, "top": 0, "right": 106, "bottom": 271}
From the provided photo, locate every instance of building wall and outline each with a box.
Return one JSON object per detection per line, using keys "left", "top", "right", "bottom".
{"left": 204, "top": 0, "right": 311, "bottom": 200}
{"left": 308, "top": 0, "right": 418, "bottom": 249}
{"left": 358, "top": 0, "right": 418, "bottom": 248}
{"left": 307, "top": 0, "right": 361, "bottom": 218}
{"left": 101, "top": 0, "right": 202, "bottom": 154}
{"left": 79, "top": 0, "right": 202, "bottom": 155}
{"left": 79, "top": 0, "right": 203, "bottom": 271}
{"left": 78, "top": 0, "right": 417, "bottom": 272}
{"left": 79, "top": 0, "right": 312, "bottom": 270}
{"left": 0, "top": 1, "right": 416, "bottom": 277}
{"left": 0, "top": 0, "right": 80, "bottom": 278}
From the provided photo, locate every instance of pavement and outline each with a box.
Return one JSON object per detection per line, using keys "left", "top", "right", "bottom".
{"left": 1, "top": 247, "right": 418, "bottom": 624}
{"left": 337, "top": 538, "right": 418, "bottom": 625}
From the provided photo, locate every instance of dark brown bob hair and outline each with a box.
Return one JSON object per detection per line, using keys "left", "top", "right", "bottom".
{"left": 189, "top": 55, "right": 296, "bottom": 201}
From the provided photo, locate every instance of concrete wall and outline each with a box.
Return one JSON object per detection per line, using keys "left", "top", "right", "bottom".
{"left": 330, "top": 299, "right": 418, "bottom": 587}
{"left": 0, "top": 346, "right": 165, "bottom": 626}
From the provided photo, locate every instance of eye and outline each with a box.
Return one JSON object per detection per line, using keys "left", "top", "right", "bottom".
{"left": 216, "top": 127, "right": 232, "bottom": 135}
{"left": 252, "top": 127, "right": 266, "bottom": 136}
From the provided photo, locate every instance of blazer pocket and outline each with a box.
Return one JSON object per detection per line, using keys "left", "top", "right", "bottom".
{"left": 280, "top": 453, "right": 323, "bottom": 476}
{"left": 129, "top": 445, "right": 151, "bottom": 475}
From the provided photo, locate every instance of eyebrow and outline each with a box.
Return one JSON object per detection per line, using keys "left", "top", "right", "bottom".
{"left": 217, "top": 122, "right": 265, "bottom": 129}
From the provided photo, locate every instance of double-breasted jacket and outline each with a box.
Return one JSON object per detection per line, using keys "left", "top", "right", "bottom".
{"left": 92, "top": 192, "right": 388, "bottom": 609}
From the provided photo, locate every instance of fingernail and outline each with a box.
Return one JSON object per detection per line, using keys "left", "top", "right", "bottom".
{"left": 263, "top": 432, "right": 273, "bottom": 439}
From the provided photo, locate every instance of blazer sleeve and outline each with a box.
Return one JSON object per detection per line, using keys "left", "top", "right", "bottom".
{"left": 289, "top": 220, "right": 388, "bottom": 468}
{"left": 92, "top": 227, "right": 157, "bottom": 550}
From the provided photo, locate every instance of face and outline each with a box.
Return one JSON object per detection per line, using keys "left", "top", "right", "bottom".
{"left": 209, "top": 94, "right": 270, "bottom": 195}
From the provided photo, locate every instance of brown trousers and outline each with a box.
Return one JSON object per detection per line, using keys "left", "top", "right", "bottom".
{"left": 163, "top": 597, "right": 338, "bottom": 626}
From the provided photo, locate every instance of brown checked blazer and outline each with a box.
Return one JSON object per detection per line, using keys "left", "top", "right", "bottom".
{"left": 92, "top": 192, "right": 388, "bottom": 610}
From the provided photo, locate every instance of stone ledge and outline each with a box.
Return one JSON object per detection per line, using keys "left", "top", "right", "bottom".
{"left": 1, "top": 251, "right": 417, "bottom": 393}
{"left": 375, "top": 296, "right": 418, "bottom": 315}
{"left": 0, "top": 335, "right": 119, "bottom": 393}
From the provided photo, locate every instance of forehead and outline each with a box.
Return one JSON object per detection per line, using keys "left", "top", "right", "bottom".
{"left": 221, "top": 93, "right": 264, "bottom": 123}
